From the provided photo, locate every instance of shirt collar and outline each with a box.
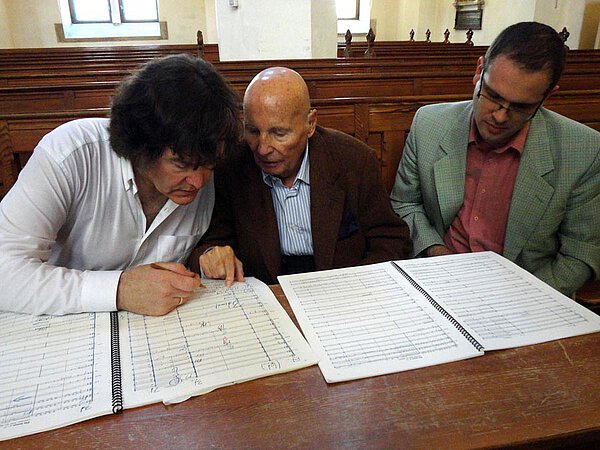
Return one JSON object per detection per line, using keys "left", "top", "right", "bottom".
{"left": 120, "top": 156, "right": 138, "bottom": 194}
{"left": 262, "top": 141, "right": 310, "bottom": 188}
{"left": 469, "top": 116, "right": 530, "bottom": 155}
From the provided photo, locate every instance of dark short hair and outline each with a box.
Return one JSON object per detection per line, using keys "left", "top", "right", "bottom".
{"left": 109, "top": 54, "right": 240, "bottom": 168}
{"left": 484, "top": 22, "right": 566, "bottom": 94}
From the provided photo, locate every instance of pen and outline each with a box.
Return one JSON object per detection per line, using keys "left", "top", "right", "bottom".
{"left": 150, "top": 263, "right": 206, "bottom": 288}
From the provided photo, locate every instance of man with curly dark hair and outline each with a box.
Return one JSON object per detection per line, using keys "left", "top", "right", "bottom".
{"left": 0, "top": 54, "right": 240, "bottom": 316}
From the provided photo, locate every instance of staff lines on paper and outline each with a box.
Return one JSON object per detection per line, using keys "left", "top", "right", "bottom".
{"left": 287, "top": 266, "right": 461, "bottom": 369}
{"left": 0, "top": 313, "right": 101, "bottom": 426}
{"left": 324, "top": 323, "right": 458, "bottom": 369}
{"left": 173, "top": 308, "right": 199, "bottom": 379}
{"left": 124, "top": 286, "right": 300, "bottom": 392}
{"left": 402, "top": 257, "right": 590, "bottom": 339}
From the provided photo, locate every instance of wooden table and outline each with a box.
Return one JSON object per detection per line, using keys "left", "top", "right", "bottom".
{"left": 3, "top": 286, "right": 600, "bottom": 449}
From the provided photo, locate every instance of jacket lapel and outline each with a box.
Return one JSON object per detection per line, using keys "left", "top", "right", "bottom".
{"left": 240, "top": 158, "right": 283, "bottom": 280}
{"left": 504, "top": 114, "right": 554, "bottom": 261}
{"left": 433, "top": 105, "right": 471, "bottom": 231}
{"left": 309, "top": 131, "right": 345, "bottom": 269}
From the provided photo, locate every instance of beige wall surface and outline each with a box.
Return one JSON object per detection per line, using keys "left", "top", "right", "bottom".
{"left": 0, "top": 0, "right": 13, "bottom": 47}
{"left": 0, "top": 0, "right": 598, "bottom": 49}
{"left": 535, "top": 0, "right": 584, "bottom": 48}
{"left": 0, "top": 0, "right": 206, "bottom": 48}
{"left": 369, "top": 0, "right": 594, "bottom": 48}
{"left": 580, "top": 0, "right": 600, "bottom": 48}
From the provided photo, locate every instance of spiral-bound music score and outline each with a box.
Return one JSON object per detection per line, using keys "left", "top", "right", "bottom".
{"left": 0, "top": 278, "right": 317, "bottom": 441}
{"left": 279, "top": 252, "right": 600, "bottom": 383}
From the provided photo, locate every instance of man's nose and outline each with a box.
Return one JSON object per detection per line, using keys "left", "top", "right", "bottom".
{"left": 185, "top": 168, "right": 211, "bottom": 189}
{"left": 256, "top": 133, "right": 272, "bottom": 155}
{"left": 492, "top": 103, "right": 510, "bottom": 122}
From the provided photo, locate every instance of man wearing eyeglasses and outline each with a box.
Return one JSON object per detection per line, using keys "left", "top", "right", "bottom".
{"left": 390, "top": 21, "right": 600, "bottom": 296}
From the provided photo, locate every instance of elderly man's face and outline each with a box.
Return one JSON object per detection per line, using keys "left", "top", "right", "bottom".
{"left": 244, "top": 94, "right": 316, "bottom": 188}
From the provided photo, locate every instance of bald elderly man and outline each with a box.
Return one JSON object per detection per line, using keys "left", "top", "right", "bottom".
{"left": 189, "top": 67, "right": 411, "bottom": 285}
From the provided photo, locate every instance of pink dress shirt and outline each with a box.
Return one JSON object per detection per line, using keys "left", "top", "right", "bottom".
{"left": 444, "top": 119, "right": 530, "bottom": 255}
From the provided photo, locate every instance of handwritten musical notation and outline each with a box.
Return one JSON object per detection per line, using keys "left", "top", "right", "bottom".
{"left": 120, "top": 278, "right": 317, "bottom": 406}
{"left": 0, "top": 277, "right": 316, "bottom": 441}
{"left": 0, "top": 312, "right": 113, "bottom": 439}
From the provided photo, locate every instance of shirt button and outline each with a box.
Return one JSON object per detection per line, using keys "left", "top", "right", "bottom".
{"left": 474, "top": 216, "right": 479, "bottom": 221}
{"left": 481, "top": 188, "right": 486, "bottom": 194}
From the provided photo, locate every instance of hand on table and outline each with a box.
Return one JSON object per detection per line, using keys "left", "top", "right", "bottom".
{"left": 199, "top": 245, "right": 245, "bottom": 287}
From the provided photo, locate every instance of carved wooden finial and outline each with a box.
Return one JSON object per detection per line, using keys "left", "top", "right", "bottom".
{"left": 344, "top": 29, "right": 353, "bottom": 58}
{"left": 465, "top": 29, "right": 474, "bottom": 46}
{"left": 364, "top": 28, "right": 376, "bottom": 57}
{"left": 409, "top": 29, "right": 415, "bottom": 42}
{"left": 196, "top": 30, "right": 205, "bottom": 59}
{"left": 425, "top": 29, "right": 431, "bottom": 43}
{"left": 559, "top": 26, "right": 570, "bottom": 50}
{"left": 443, "top": 29, "right": 450, "bottom": 44}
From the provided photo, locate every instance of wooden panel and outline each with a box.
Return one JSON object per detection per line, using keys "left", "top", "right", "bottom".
{"left": 312, "top": 79, "right": 416, "bottom": 98}
{"left": 312, "top": 104, "right": 356, "bottom": 135}
{"left": 0, "top": 92, "right": 67, "bottom": 114}
{"left": 0, "top": 110, "right": 109, "bottom": 194}
{"left": 381, "top": 130, "right": 407, "bottom": 193}
{"left": 0, "top": 120, "right": 15, "bottom": 197}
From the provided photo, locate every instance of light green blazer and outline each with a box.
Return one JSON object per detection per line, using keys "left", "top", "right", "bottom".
{"left": 390, "top": 101, "right": 600, "bottom": 296}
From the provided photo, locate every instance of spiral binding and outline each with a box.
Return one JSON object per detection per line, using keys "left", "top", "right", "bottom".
{"left": 110, "top": 311, "right": 124, "bottom": 414}
{"left": 391, "top": 262, "right": 484, "bottom": 352}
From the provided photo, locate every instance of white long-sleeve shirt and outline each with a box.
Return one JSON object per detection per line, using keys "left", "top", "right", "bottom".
{"left": 0, "top": 118, "right": 214, "bottom": 315}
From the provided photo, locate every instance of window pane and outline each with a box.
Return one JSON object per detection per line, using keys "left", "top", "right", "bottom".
{"left": 71, "top": 0, "right": 111, "bottom": 22}
{"left": 121, "top": 0, "right": 158, "bottom": 22}
{"left": 336, "top": 0, "right": 359, "bottom": 20}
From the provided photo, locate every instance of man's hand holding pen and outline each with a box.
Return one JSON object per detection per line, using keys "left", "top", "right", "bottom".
{"left": 116, "top": 262, "right": 204, "bottom": 316}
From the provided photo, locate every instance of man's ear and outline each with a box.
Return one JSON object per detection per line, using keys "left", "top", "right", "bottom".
{"left": 473, "top": 56, "right": 484, "bottom": 86}
{"left": 307, "top": 109, "right": 317, "bottom": 137}
{"left": 545, "top": 84, "right": 560, "bottom": 100}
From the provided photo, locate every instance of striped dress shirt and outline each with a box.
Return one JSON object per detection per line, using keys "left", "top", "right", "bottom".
{"left": 262, "top": 146, "right": 313, "bottom": 256}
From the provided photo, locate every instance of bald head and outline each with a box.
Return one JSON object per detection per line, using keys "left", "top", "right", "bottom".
{"left": 244, "top": 67, "right": 311, "bottom": 119}
{"left": 243, "top": 67, "right": 317, "bottom": 188}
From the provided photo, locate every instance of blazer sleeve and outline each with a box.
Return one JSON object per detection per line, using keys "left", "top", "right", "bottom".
{"left": 530, "top": 149, "right": 600, "bottom": 296}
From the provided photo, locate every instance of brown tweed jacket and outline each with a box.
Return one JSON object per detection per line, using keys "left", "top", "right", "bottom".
{"left": 196, "top": 126, "right": 412, "bottom": 284}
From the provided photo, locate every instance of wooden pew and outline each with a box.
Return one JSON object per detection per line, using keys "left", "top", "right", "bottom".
{"left": 2, "top": 60, "right": 599, "bottom": 117}
{"left": 2, "top": 89, "right": 599, "bottom": 197}
{"left": 0, "top": 109, "right": 109, "bottom": 196}
{"left": 2, "top": 49, "right": 598, "bottom": 88}
{"left": 337, "top": 40, "right": 487, "bottom": 58}
{"left": 0, "top": 43, "right": 600, "bottom": 89}
{"left": 0, "top": 44, "right": 219, "bottom": 64}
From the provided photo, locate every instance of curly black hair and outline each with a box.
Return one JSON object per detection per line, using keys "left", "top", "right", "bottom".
{"left": 109, "top": 54, "right": 240, "bottom": 169}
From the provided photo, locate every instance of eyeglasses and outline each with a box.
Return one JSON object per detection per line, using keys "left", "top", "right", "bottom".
{"left": 477, "top": 71, "right": 543, "bottom": 121}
